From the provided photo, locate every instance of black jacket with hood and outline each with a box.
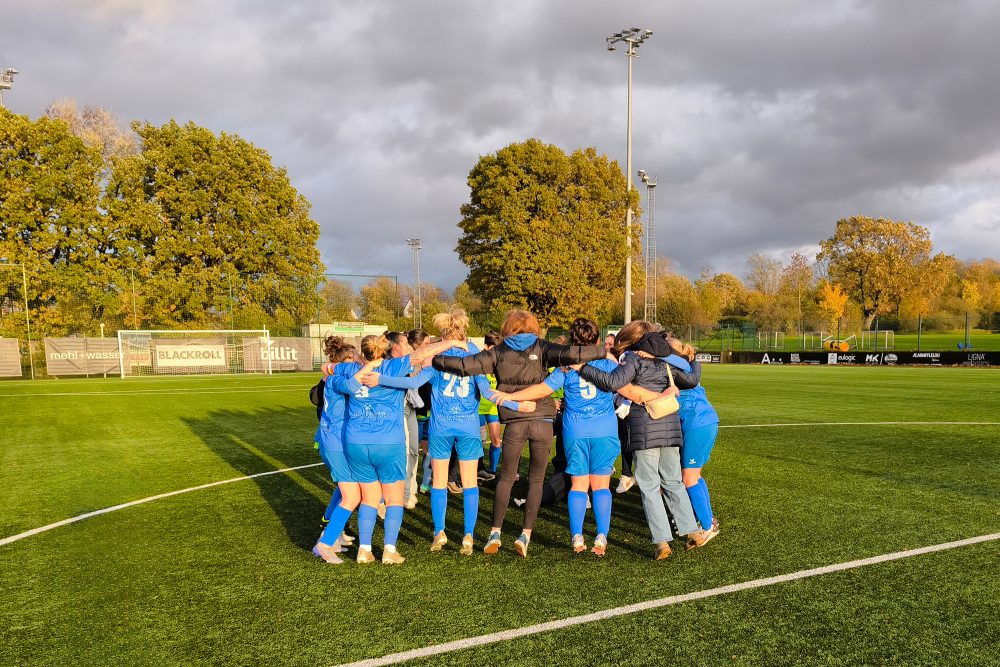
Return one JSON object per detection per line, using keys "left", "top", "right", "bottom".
{"left": 431, "top": 333, "right": 605, "bottom": 424}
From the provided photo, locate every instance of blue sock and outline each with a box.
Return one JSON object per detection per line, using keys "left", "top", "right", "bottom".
{"left": 568, "top": 490, "right": 588, "bottom": 536}
{"left": 489, "top": 446, "right": 502, "bottom": 473}
{"left": 422, "top": 453, "right": 432, "bottom": 485}
{"left": 430, "top": 487, "right": 448, "bottom": 533}
{"left": 592, "top": 488, "right": 612, "bottom": 537}
{"left": 383, "top": 505, "right": 404, "bottom": 547}
{"left": 462, "top": 487, "right": 480, "bottom": 536}
{"left": 357, "top": 504, "right": 378, "bottom": 547}
{"left": 324, "top": 486, "right": 343, "bottom": 522}
{"left": 319, "top": 503, "right": 353, "bottom": 546}
{"left": 686, "top": 478, "right": 714, "bottom": 530}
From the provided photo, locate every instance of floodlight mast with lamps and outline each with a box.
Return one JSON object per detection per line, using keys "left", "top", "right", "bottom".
{"left": 639, "top": 170, "right": 657, "bottom": 323}
{"left": 0, "top": 67, "right": 19, "bottom": 108}
{"left": 406, "top": 239, "right": 422, "bottom": 328}
{"left": 606, "top": 29, "right": 652, "bottom": 324}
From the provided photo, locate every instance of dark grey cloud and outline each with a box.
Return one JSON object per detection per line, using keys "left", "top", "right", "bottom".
{"left": 4, "top": 0, "right": 1000, "bottom": 291}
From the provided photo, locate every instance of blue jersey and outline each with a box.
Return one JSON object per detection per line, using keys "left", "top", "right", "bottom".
{"left": 315, "top": 369, "right": 349, "bottom": 452}
{"left": 428, "top": 346, "right": 495, "bottom": 438}
{"left": 545, "top": 357, "right": 618, "bottom": 439}
{"left": 663, "top": 354, "right": 719, "bottom": 431}
{"left": 330, "top": 355, "right": 414, "bottom": 445}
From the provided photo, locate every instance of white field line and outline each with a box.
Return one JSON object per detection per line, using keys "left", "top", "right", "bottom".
{"left": 720, "top": 421, "right": 1000, "bottom": 428}
{"left": 332, "top": 532, "right": 1000, "bottom": 667}
{"left": 2, "top": 421, "right": 996, "bottom": 549}
{"left": 0, "top": 463, "right": 325, "bottom": 548}
{"left": 0, "top": 386, "right": 307, "bottom": 398}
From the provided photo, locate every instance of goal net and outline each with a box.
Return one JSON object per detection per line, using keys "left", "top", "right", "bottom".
{"left": 116, "top": 329, "right": 273, "bottom": 378}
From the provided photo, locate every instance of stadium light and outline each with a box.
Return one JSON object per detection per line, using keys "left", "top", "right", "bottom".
{"left": 0, "top": 67, "right": 19, "bottom": 108}
{"left": 606, "top": 28, "right": 653, "bottom": 323}
{"left": 406, "top": 239, "right": 422, "bottom": 328}
{"left": 639, "top": 170, "right": 657, "bottom": 323}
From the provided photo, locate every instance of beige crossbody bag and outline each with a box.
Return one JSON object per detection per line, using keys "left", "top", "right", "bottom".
{"left": 643, "top": 362, "right": 680, "bottom": 419}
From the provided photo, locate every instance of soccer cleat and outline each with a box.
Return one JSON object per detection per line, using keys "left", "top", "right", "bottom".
{"left": 377, "top": 502, "right": 386, "bottom": 520}
{"left": 483, "top": 531, "right": 502, "bottom": 554}
{"left": 338, "top": 532, "right": 355, "bottom": 546}
{"left": 356, "top": 548, "right": 376, "bottom": 564}
{"left": 447, "top": 481, "right": 462, "bottom": 494}
{"left": 312, "top": 541, "right": 343, "bottom": 564}
{"left": 615, "top": 476, "right": 635, "bottom": 494}
{"left": 477, "top": 469, "right": 496, "bottom": 482}
{"left": 514, "top": 533, "right": 530, "bottom": 558}
{"left": 686, "top": 524, "right": 720, "bottom": 551}
{"left": 592, "top": 534, "right": 608, "bottom": 557}
{"left": 460, "top": 534, "right": 474, "bottom": 556}
{"left": 419, "top": 483, "right": 430, "bottom": 494}
{"left": 572, "top": 534, "right": 586, "bottom": 553}
{"left": 655, "top": 541, "right": 672, "bottom": 560}
{"left": 381, "top": 549, "right": 406, "bottom": 565}
{"left": 430, "top": 530, "right": 448, "bottom": 552}
{"left": 404, "top": 496, "right": 418, "bottom": 510}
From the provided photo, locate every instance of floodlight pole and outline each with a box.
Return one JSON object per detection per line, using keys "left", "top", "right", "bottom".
{"left": 639, "top": 170, "right": 657, "bottom": 323}
{"left": 406, "top": 239, "right": 422, "bottom": 328}
{"left": 607, "top": 29, "right": 652, "bottom": 324}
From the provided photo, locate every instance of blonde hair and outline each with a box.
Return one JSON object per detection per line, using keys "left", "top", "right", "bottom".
{"left": 611, "top": 320, "right": 657, "bottom": 358}
{"left": 432, "top": 307, "right": 470, "bottom": 342}
{"left": 500, "top": 309, "right": 541, "bottom": 338}
{"left": 359, "top": 334, "right": 389, "bottom": 361}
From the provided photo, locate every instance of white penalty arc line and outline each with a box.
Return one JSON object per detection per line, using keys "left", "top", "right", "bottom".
{"left": 3, "top": 421, "right": 997, "bottom": 549}
{"left": 0, "top": 462, "right": 325, "bottom": 548}
{"left": 332, "top": 531, "right": 1000, "bottom": 667}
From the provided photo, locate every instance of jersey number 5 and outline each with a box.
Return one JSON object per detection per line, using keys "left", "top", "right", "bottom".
{"left": 579, "top": 378, "right": 597, "bottom": 400}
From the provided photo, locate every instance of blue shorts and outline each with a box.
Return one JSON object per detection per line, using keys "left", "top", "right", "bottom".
{"left": 417, "top": 419, "right": 429, "bottom": 441}
{"left": 681, "top": 423, "right": 718, "bottom": 469}
{"left": 324, "top": 449, "right": 355, "bottom": 483}
{"left": 345, "top": 442, "right": 406, "bottom": 483}
{"left": 565, "top": 435, "right": 620, "bottom": 476}
{"left": 429, "top": 435, "right": 483, "bottom": 462}
{"left": 479, "top": 413, "right": 499, "bottom": 425}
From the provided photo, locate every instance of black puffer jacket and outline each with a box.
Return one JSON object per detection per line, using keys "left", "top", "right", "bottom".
{"left": 431, "top": 337, "right": 605, "bottom": 423}
{"left": 580, "top": 353, "right": 699, "bottom": 451}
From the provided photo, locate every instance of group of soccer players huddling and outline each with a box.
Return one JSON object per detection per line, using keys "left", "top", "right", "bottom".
{"left": 310, "top": 307, "right": 720, "bottom": 565}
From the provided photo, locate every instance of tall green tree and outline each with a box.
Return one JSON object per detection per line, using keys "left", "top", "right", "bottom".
{"left": 0, "top": 108, "right": 115, "bottom": 335}
{"left": 104, "top": 120, "right": 323, "bottom": 332}
{"left": 456, "top": 139, "right": 640, "bottom": 327}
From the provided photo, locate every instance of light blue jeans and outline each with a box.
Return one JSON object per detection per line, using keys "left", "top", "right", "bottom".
{"left": 632, "top": 447, "right": 699, "bottom": 543}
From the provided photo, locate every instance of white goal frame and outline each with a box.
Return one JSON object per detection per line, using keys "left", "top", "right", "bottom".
{"left": 116, "top": 329, "right": 272, "bottom": 378}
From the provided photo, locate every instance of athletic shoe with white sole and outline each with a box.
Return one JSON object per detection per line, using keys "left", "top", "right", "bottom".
{"left": 430, "top": 530, "right": 448, "bottom": 552}
{"left": 460, "top": 534, "right": 474, "bottom": 556}
{"left": 592, "top": 534, "right": 608, "bottom": 557}
{"left": 356, "top": 548, "right": 376, "bottom": 564}
{"left": 686, "top": 524, "right": 720, "bottom": 551}
{"left": 312, "top": 541, "right": 343, "bottom": 564}
{"left": 572, "top": 534, "right": 586, "bottom": 553}
{"left": 483, "top": 531, "right": 502, "bottom": 554}
{"left": 514, "top": 533, "right": 530, "bottom": 558}
{"left": 615, "top": 476, "right": 635, "bottom": 494}
{"left": 404, "top": 496, "right": 418, "bottom": 510}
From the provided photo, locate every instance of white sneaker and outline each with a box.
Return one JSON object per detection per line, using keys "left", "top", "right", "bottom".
{"left": 615, "top": 476, "right": 635, "bottom": 494}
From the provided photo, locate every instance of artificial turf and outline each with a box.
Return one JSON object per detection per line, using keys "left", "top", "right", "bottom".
{"left": 1, "top": 366, "right": 998, "bottom": 666}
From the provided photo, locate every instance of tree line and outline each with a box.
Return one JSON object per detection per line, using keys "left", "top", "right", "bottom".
{"left": 3, "top": 106, "right": 997, "bottom": 340}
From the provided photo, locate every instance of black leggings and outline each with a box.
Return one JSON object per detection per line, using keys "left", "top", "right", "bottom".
{"left": 618, "top": 418, "right": 634, "bottom": 477}
{"left": 492, "top": 420, "right": 553, "bottom": 532}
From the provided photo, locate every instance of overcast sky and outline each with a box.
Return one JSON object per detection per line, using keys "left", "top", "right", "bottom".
{"left": 5, "top": 0, "right": 1000, "bottom": 289}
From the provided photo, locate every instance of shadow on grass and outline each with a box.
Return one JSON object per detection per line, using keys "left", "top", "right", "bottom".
{"left": 182, "top": 406, "right": 332, "bottom": 551}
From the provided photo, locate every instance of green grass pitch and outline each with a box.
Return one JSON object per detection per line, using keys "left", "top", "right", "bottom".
{"left": 1, "top": 366, "right": 999, "bottom": 666}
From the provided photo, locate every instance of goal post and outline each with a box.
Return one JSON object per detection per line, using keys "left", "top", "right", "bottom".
{"left": 116, "top": 329, "right": 273, "bottom": 378}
